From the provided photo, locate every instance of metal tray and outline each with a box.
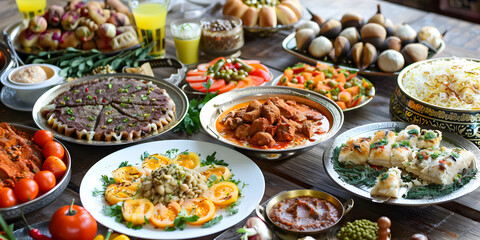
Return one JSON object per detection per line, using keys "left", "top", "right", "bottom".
{"left": 0, "top": 123, "right": 71, "bottom": 220}
{"left": 270, "top": 73, "right": 375, "bottom": 112}
{"left": 323, "top": 121, "right": 480, "bottom": 206}
{"left": 32, "top": 73, "right": 189, "bottom": 146}
{"left": 282, "top": 32, "right": 445, "bottom": 77}
{"left": 4, "top": 20, "right": 141, "bottom": 57}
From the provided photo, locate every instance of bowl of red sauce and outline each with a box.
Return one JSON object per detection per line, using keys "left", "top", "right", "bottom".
{"left": 259, "top": 189, "right": 354, "bottom": 236}
{"left": 200, "top": 86, "right": 344, "bottom": 161}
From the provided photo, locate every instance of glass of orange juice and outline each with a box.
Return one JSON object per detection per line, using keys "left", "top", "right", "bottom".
{"left": 15, "top": 0, "right": 46, "bottom": 19}
{"left": 129, "top": 0, "right": 170, "bottom": 57}
{"left": 170, "top": 19, "right": 201, "bottom": 65}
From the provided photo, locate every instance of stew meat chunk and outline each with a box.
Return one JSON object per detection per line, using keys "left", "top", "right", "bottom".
{"left": 221, "top": 97, "right": 322, "bottom": 148}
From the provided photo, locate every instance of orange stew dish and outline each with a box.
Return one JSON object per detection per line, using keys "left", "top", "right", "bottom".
{"left": 277, "top": 62, "right": 374, "bottom": 110}
{"left": 216, "top": 97, "right": 330, "bottom": 149}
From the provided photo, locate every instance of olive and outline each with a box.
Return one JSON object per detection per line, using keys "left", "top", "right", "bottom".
{"left": 291, "top": 79, "right": 298, "bottom": 83}
{"left": 224, "top": 74, "right": 231, "bottom": 81}
{"left": 319, "top": 89, "right": 328, "bottom": 95}
{"left": 306, "top": 80, "right": 314, "bottom": 85}
{"left": 231, "top": 72, "right": 238, "bottom": 79}
{"left": 332, "top": 95, "right": 338, "bottom": 101}
{"left": 220, "top": 69, "right": 226, "bottom": 74}
{"left": 328, "top": 80, "right": 338, "bottom": 87}
{"left": 239, "top": 69, "right": 246, "bottom": 75}
{"left": 227, "top": 69, "right": 233, "bottom": 75}
{"left": 325, "top": 73, "right": 333, "bottom": 78}
{"left": 344, "top": 82, "right": 353, "bottom": 88}
{"left": 238, "top": 74, "right": 247, "bottom": 79}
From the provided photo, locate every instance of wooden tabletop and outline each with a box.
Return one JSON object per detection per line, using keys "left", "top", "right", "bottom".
{"left": 2, "top": 0, "right": 480, "bottom": 239}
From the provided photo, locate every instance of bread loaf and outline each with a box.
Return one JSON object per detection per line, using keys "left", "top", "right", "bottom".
{"left": 223, "top": 0, "right": 302, "bottom": 28}
{"left": 242, "top": 7, "right": 260, "bottom": 27}
{"left": 276, "top": 4, "right": 298, "bottom": 26}
{"left": 259, "top": 6, "right": 276, "bottom": 28}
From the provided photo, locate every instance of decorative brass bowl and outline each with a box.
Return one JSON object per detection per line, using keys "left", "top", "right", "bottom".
{"left": 390, "top": 57, "right": 480, "bottom": 147}
{"left": 257, "top": 189, "right": 353, "bottom": 237}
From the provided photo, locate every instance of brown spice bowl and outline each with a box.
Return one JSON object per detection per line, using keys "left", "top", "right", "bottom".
{"left": 390, "top": 57, "right": 480, "bottom": 147}
{"left": 199, "top": 86, "right": 344, "bottom": 161}
{"left": 257, "top": 189, "right": 354, "bottom": 237}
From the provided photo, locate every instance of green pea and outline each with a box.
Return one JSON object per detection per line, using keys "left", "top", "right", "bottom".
{"left": 220, "top": 69, "right": 226, "bottom": 74}
{"left": 227, "top": 69, "right": 233, "bottom": 75}
{"left": 327, "top": 80, "right": 338, "bottom": 87}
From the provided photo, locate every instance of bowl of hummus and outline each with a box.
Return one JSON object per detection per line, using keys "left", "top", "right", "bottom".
{"left": 1, "top": 64, "right": 62, "bottom": 106}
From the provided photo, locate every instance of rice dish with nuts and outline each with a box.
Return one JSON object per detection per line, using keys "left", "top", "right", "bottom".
{"left": 138, "top": 164, "right": 209, "bottom": 205}
{"left": 402, "top": 58, "right": 480, "bottom": 110}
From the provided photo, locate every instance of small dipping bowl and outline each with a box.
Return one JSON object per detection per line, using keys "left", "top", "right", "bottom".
{"left": 257, "top": 189, "right": 354, "bottom": 237}
{"left": 1, "top": 64, "right": 63, "bottom": 106}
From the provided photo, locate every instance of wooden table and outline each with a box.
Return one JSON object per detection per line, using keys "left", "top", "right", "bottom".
{"left": 2, "top": 0, "right": 480, "bottom": 239}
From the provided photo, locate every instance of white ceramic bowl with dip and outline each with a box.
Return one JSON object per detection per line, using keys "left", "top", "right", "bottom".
{"left": 1, "top": 64, "right": 63, "bottom": 106}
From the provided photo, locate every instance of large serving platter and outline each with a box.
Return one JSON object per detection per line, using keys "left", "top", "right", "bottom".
{"left": 32, "top": 73, "right": 188, "bottom": 146}
{"left": 0, "top": 123, "right": 71, "bottom": 220}
{"left": 79, "top": 140, "right": 265, "bottom": 239}
{"left": 4, "top": 21, "right": 141, "bottom": 56}
{"left": 323, "top": 121, "right": 480, "bottom": 206}
{"left": 270, "top": 74, "right": 375, "bottom": 112}
{"left": 282, "top": 32, "right": 445, "bottom": 77}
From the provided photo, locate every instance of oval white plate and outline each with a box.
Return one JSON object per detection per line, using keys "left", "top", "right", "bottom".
{"left": 80, "top": 140, "right": 265, "bottom": 239}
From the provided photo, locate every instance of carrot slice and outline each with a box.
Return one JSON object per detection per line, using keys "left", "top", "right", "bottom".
{"left": 250, "top": 75, "right": 265, "bottom": 86}
{"left": 242, "top": 60, "right": 261, "bottom": 65}
{"left": 286, "top": 81, "right": 305, "bottom": 89}
{"left": 284, "top": 69, "right": 294, "bottom": 81}
{"left": 208, "top": 57, "right": 226, "bottom": 66}
{"left": 250, "top": 69, "right": 271, "bottom": 82}
{"left": 334, "top": 72, "right": 346, "bottom": 84}
{"left": 313, "top": 72, "right": 325, "bottom": 86}
{"left": 249, "top": 63, "right": 269, "bottom": 73}
{"left": 197, "top": 64, "right": 210, "bottom": 72}
{"left": 336, "top": 101, "right": 347, "bottom": 110}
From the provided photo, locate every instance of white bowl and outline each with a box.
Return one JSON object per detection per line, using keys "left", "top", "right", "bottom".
{"left": 1, "top": 64, "right": 63, "bottom": 106}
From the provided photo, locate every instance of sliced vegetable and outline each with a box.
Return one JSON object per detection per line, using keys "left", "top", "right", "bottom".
{"left": 105, "top": 182, "right": 138, "bottom": 205}
{"left": 149, "top": 202, "right": 181, "bottom": 228}
{"left": 111, "top": 166, "right": 145, "bottom": 183}
{"left": 209, "top": 181, "right": 239, "bottom": 206}
{"left": 186, "top": 75, "right": 208, "bottom": 83}
{"left": 122, "top": 199, "right": 155, "bottom": 226}
{"left": 180, "top": 197, "right": 216, "bottom": 225}
{"left": 173, "top": 151, "right": 200, "bottom": 169}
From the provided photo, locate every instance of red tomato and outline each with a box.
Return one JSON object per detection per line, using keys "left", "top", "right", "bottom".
{"left": 43, "top": 156, "right": 67, "bottom": 179}
{"left": 34, "top": 170, "right": 57, "bottom": 193}
{"left": 190, "top": 79, "right": 226, "bottom": 93}
{"left": 42, "top": 141, "right": 65, "bottom": 159}
{"left": 296, "top": 75, "right": 305, "bottom": 84}
{"left": 49, "top": 200, "right": 97, "bottom": 240}
{"left": 185, "top": 75, "right": 208, "bottom": 83}
{"left": 33, "top": 130, "right": 54, "bottom": 147}
{"left": 250, "top": 75, "right": 265, "bottom": 86}
{"left": 219, "top": 82, "right": 236, "bottom": 94}
{"left": 0, "top": 187, "right": 18, "bottom": 208}
{"left": 187, "top": 69, "right": 206, "bottom": 76}
{"left": 234, "top": 62, "right": 242, "bottom": 69}
{"left": 196, "top": 63, "right": 210, "bottom": 71}
{"left": 249, "top": 69, "right": 271, "bottom": 82}
{"left": 14, "top": 178, "right": 39, "bottom": 203}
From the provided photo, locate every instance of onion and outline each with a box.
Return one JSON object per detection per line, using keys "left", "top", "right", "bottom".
{"left": 237, "top": 217, "right": 272, "bottom": 240}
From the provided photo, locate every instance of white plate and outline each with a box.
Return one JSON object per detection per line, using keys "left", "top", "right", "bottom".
{"left": 323, "top": 122, "right": 480, "bottom": 206}
{"left": 0, "top": 86, "right": 32, "bottom": 111}
{"left": 79, "top": 140, "right": 265, "bottom": 239}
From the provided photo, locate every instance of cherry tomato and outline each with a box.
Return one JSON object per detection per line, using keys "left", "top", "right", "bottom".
{"left": 49, "top": 200, "right": 97, "bottom": 240}
{"left": 42, "top": 141, "right": 65, "bottom": 159}
{"left": 43, "top": 156, "right": 67, "bottom": 179}
{"left": 33, "top": 130, "right": 54, "bottom": 147}
{"left": 0, "top": 187, "right": 18, "bottom": 208}
{"left": 34, "top": 170, "right": 57, "bottom": 193}
{"left": 14, "top": 178, "right": 39, "bottom": 203}
{"left": 296, "top": 75, "right": 305, "bottom": 84}
{"left": 234, "top": 62, "right": 242, "bottom": 69}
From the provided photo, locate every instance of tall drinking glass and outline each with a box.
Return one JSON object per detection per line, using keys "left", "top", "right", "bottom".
{"left": 170, "top": 19, "right": 201, "bottom": 65}
{"left": 15, "top": 0, "right": 46, "bottom": 19}
{"left": 129, "top": 0, "right": 170, "bottom": 57}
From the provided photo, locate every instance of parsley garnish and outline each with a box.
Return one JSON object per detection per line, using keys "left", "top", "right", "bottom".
{"left": 174, "top": 91, "right": 217, "bottom": 135}
{"left": 165, "top": 209, "right": 200, "bottom": 231}
{"left": 226, "top": 201, "right": 240, "bottom": 215}
{"left": 92, "top": 175, "right": 116, "bottom": 196}
{"left": 201, "top": 152, "right": 228, "bottom": 167}
{"left": 202, "top": 215, "right": 223, "bottom": 228}
{"left": 407, "top": 128, "right": 419, "bottom": 135}
{"left": 164, "top": 149, "right": 179, "bottom": 159}
{"left": 424, "top": 131, "right": 437, "bottom": 140}
{"left": 140, "top": 151, "right": 150, "bottom": 161}
{"left": 102, "top": 202, "right": 124, "bottom": 223}
{"left": 118, "top": 161, "right": 131, "bottom": 168}
{"left": 380, "top": 173, "right": 389, "bottom": 181}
